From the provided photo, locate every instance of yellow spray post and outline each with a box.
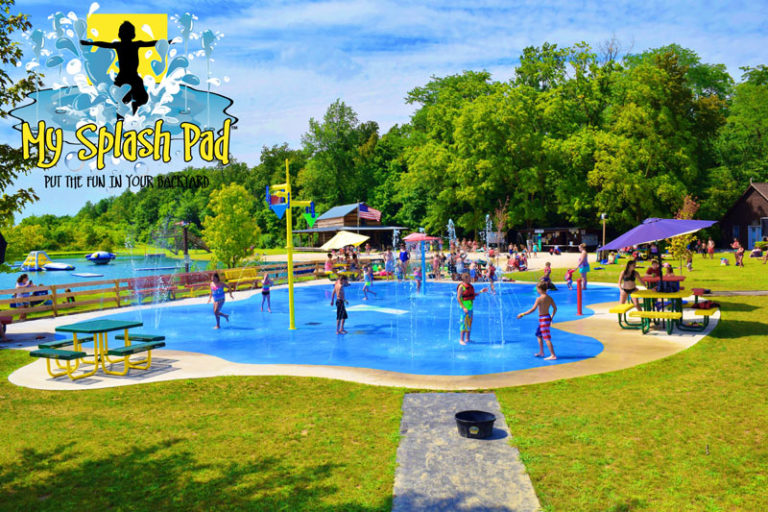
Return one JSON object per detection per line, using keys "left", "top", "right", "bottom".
{"left": 266, "top": 159, "right": 314, "bottom": 330}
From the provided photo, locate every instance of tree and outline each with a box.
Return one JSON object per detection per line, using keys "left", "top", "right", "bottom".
{"left": 202, "top": 184, "right": 260, "bottom": 268}
{"left": 298, "top": 100, "right": 378, "bottom": 209}
{"left": 666, "top": 195, "right": 700, "bottom": 270}
{"left": 0, "top": 0, "right": 42, "bottom": 221}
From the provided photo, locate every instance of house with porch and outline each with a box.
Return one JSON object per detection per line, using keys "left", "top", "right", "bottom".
{"left": 294, "top": 203, "right": 407, "bottom": 249}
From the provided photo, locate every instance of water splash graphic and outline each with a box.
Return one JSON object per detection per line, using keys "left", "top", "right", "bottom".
{"left": 12, "top": 9, "right": 236, "bottom": 143}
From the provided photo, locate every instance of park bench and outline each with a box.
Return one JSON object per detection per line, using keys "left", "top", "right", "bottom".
{"left": 222, "top": 268, "right": 261, "bottom": 291}
{"left": 608, "top": 303, "right": 642, "bottom": 329}
{"left": 628, "top": 310, "right": 682, "bottom": 334}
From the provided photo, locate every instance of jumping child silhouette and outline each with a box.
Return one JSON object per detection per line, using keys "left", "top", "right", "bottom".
{"left": 80, "top": 21, "right": 163, "bottom": 114}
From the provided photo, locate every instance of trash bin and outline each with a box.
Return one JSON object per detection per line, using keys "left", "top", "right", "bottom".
{"left": 455, "top": 410, "right": 496, "bottom": 439}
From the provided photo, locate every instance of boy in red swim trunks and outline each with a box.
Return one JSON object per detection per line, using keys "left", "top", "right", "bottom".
{"left": 517, "top": 281, "right": 558, "bottom": 360}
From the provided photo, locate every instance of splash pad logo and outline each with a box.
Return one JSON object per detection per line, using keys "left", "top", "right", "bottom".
{"left": 12, "top": 7, "right": 237, "bottom": 173}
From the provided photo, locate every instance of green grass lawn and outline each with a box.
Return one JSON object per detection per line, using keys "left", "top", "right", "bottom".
{"left": 1, "top": 252, "right": 766, "bottom": 511}
{"left": 497, "top": 253, "right": 768, "bottom": 511}
{"left": 0, "top": 355, "right": 403, "bottom": 511}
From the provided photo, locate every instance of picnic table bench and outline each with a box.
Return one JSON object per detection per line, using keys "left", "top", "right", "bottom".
{"left": 608, "top": 303, "right": 642, "bottom": 329}
{"left": 628, "top": 310, "right": 683, "bottom": 334}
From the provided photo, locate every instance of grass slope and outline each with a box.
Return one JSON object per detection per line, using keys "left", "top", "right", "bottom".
{"left": 0, "top": 353, "right": 402, "bottom": 512}
{"left": 497, "top": 253, "right": 768, "bottom": 511}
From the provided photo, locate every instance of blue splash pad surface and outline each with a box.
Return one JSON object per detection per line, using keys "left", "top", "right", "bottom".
{"left": 98, "top": 281, "right": 616, "bottom": 376}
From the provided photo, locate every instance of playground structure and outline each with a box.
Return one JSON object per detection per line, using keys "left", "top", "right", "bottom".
{"left": 266, "top": 159, "right": 316, "bottom": 330}
{"left": 85, "top": 251, "right": 116, "bottom": 265}
{"left": 20, "top": 251, "right": 75, "bottom": 272}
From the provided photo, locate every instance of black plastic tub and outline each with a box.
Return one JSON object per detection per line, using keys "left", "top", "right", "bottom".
{"left": 455, "top": 410, "right": 496, "bottom": 439}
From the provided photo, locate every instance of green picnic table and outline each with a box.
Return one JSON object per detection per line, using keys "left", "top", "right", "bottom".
{"left": 42, "top": 319, "right": 163, "bottom": 379}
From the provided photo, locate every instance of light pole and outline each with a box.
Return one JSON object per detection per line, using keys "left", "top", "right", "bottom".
{"left": 601, "top": 213, "right": 607, "bottom": 259}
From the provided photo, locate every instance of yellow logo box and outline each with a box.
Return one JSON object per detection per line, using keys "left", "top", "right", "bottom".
{"left": 85, "top": 14, "right": 168, "bottom": 83}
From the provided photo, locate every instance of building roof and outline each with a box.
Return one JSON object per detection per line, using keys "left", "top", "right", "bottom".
{"left": 294, "top": 225, "right": 407, "bottom": 234}
{"left": 721, "top": 182, "right": 768, "bottom": 221}
{"left": 315, "top": 203, "right": 359, "bottom": 222}
{"left": 752, "top": 182, "right": 768, "bottom": 202}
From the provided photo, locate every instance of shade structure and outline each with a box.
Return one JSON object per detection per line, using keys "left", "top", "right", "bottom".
{"left": 403, "top": 232, "right": 440, "bottom": 243}
{"left": 599, "top": 218, "right": 717, "bottom": 252}
{"left": 320, "top": 230, "right": 370, "bottom": 250}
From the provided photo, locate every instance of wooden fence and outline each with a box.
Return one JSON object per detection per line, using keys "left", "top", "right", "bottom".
{"left": 0, "top": 260, "right": 331, "bottom": 323}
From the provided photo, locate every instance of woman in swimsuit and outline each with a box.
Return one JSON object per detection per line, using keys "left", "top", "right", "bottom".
{"left": 618, "top": 260, "right": 642, "bottom": 310}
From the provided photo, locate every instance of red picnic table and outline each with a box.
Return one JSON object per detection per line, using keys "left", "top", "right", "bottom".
{"left": 641, "top": 274, "right": 686, "bottom": 293}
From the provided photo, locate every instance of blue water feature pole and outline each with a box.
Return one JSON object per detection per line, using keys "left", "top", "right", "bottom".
{"left": 420, "top": 239, "right": 427, "bottom": 295}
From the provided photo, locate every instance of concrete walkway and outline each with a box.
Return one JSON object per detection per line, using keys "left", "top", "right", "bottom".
{"left": 393, "top": 393, "right": 540, "bottom": 511}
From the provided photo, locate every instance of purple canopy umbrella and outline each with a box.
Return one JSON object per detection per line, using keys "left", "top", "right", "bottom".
{"left": 599, "top": 218, "right": 718, "bottom": 252}
{"left": 599, "top": 218, "right": 717, "bottom": 281}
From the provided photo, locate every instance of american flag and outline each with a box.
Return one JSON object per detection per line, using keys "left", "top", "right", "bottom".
{"left": 358, "top": 203, "right": 381, "bottom": 221}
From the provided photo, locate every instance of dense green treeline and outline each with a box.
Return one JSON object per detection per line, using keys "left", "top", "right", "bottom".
{"left": 7, "top": 42, "right": 768, "bottom": 257}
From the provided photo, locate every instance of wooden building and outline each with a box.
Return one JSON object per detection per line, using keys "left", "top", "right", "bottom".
{"left": 294, "top": 203, "right": 407, "bottom": 249}
{"left": 720, "top": 182, "right": 768, "bottom": 249}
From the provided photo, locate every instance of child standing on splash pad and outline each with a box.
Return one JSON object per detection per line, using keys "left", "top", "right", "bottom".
{"left": 457, "top": 272, "right": 488, "bottom": 345}
{"left": 517, "top": 281, "right": 558, "bottom": 360}
{"left": 261, "top": 273, "right": 273, "bottom": 312}
{"left": 330, "top": 275, "right": 349, "bottom": 334}
{"left": 362, "top": 266, "right": 377, "bottom": 300}
{"left": 207, "top": 273, "right": 234, "bottom": 329}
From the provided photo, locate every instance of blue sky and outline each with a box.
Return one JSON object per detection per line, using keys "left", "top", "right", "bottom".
{"left": 5, "top": 0, "right": 768, "bottom": 219}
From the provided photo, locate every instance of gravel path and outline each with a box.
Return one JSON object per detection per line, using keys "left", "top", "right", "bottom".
{"left": 392, "top": 393, "right": 541, "bottom": 511}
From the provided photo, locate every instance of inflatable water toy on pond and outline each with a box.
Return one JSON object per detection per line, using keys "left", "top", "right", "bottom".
{"left": 72, "top": 272, "right": 104, "bottom": 278}
{"left": 85, "top": 251, "right": 116, "bottom": 265}
{"left": 19, "top": 251, "right": 75, "bottom": 271}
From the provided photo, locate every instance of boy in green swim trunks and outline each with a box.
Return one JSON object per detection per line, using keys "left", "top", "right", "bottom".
{"left": 456, "top": 272, "right": 488, "bottom": 345}
{"left": 362, "top": 265, "right": 377, "bottom": 300}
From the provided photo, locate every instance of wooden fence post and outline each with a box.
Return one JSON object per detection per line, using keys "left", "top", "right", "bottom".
{"left": 50, "top": 285, "right": 58, "bottom": 317}
{"left": 115, "top": 279, "right": 121, "bottom": 307}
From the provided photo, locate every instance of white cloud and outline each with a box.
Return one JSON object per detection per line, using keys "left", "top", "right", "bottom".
{"left": 6, "top": 0, "right": 768, "bottom": 218}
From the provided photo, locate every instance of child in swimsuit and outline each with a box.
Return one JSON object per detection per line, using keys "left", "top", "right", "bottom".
{"left": 207, "top": 273, "right": 234, "bottom": 329}
{"left": 414, "top": 265, "right": 422, "bottom": 293}
{"left": 363, "top": 266, "right": 377, "bottom": 300}
{"left": 261, "top": 273, "right": 273, "bottom": 312}
{"left": 541, "top": 262, "right": 557, "bottom": 290}
{"left": 564, "top": 268, "right": 576, "bottom": 290}
{"left": 517, "top": 281, "right": 558, "bottom": 360}
{"left": 330, "top": 275, "right": 349, "bottom": 334}
{"left": 456, "top": 272, "right": 488, "bottom": 345}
